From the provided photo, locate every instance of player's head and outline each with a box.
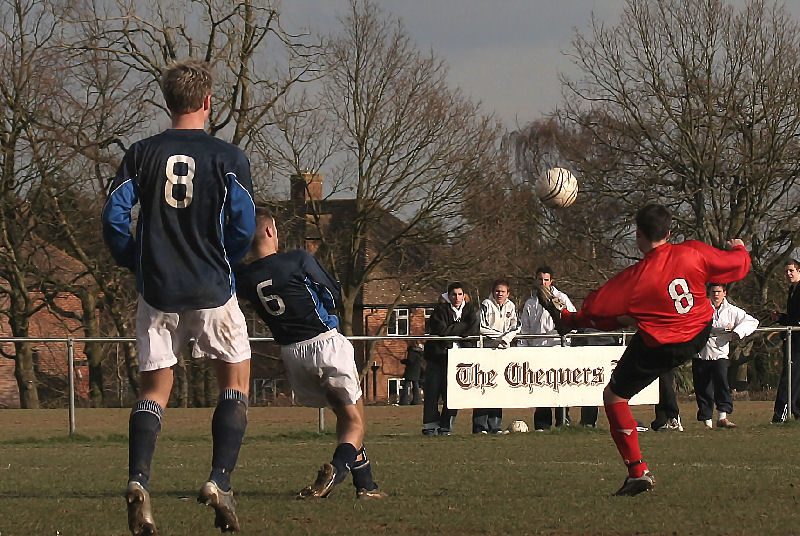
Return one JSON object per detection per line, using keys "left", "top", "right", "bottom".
{"left": 492, "top": 278, "right": 510, "bottom": 305}
{"left": 161, "top": 59, "right": 213, "bottom": 116}
{"left": 635, "top": 204, "right": 671, "bottom": 251}
{"left": 535, "top": 266, "right": 553, "bottom": 290}
{"left": 707, "top": 283, "right": 727, "bottom": 307}
{"left": 447, "top": 282, "right": 465, "bottom": 308}
{"left": 253, "top": 205, "right": 279, "bottom": 254}
{"left": 786, "top": 259, "right": 800, "bottom": 284}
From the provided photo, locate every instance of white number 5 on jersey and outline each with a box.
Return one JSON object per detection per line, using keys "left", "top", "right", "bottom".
{"left": 668, "top": 278, "right": 693, "bottom": 314}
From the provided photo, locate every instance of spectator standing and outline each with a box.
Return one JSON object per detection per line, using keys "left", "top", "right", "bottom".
{"left": 518, "top": 266, "right": 576, "bottom": 430}
{"left": 651, "top": 371, "right": 684, "bottom": 432}
{"left": 473, "top": 279, "right": 518, "bottom": 434}
{"left": 693, "top": 283, "right": 758, "bottom": 428}
{"left": 400, "top": 342, "right": 424, "bottom": 405}
{"left": 771, "top": 259, "right": 800, "bottom": 423}
{"left": 422, "top": 282, "right": 479, "bottom": 435}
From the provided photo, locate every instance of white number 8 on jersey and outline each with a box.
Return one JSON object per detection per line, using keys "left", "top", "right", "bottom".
{"left": 165, "top": 154, "right": 195, "bottom": 208}
{"left": 668, "top": 278, "right": 693, "bottom": 314}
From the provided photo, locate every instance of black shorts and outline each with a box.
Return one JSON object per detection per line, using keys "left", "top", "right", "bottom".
{"left": 608, "top": 322, "right": 712, "bottom": 400}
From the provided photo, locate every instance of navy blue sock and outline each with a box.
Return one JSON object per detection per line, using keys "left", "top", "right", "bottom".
{"left": 209, "top": 389, "right": 248, "bottom": 492}
{"left": 128, "top": 400, "right": 163, "bottom": 491}
{"left": 351, "top": 446, "right": 377, "bottom": 491}
{"left": 331, "top": 443, "right": 358, "bottom": 484}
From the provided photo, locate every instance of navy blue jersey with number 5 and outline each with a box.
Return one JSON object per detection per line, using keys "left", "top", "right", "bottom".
{"left": 102, "top": 129, "right": 256, "bottom": 311}
{"left": 234, "top": 249, "right": 341, "bottom": 345}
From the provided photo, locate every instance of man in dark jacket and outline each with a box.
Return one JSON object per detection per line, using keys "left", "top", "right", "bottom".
{"left": 771, "top": 259, "right": 800, "bottom": 423}
{"left": 422, "top": 282, "right": 479, "bottom": 435}
{"left": 400, "top": 342, "right": 424, "bottom": 405}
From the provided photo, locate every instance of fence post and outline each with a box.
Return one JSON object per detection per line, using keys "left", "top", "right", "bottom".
{"left": 560, "top": 334, "right": 567, "bottom": 425}
{"left": 318, "top": 408, "right": 325, "bottom": 433}
{"left": 67, "top": 337, "right": 76, "bottom": 435}
{"left": 371, "top": 361, "right": 379, "bottom": 400}
{"left": 788, "top": 326, "right": 793, "bottom": 420}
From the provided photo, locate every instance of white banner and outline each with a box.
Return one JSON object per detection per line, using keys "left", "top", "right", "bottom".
{"left": 446, "top": 346, "right": 659, "bottom": 409}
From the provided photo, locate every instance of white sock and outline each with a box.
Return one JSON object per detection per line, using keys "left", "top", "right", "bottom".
{"left": 704, "top": 419, "right": 712, "bottom": 428}
{"left": 718, "top": 412, "right": 727, "bottom": 421}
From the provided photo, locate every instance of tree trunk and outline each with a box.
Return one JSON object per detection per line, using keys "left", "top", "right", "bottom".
{"left": 80, "top": 291, "right": 104, "bottom": 407}
{"left": 174, "top": 351, "right": 188, "bottom": 408}
{"left": 124, "top": 342, "right": 140, "bottom": 396}
{"left": 14, "top": 342, "right": 39, "bottom": 409}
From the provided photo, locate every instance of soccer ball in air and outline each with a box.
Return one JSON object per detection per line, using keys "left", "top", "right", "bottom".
{"left": 535, "top": 167, "right": 579, "bottom": 208}
{"left": 507, "top": 419, "right": 530, "bottom": 433}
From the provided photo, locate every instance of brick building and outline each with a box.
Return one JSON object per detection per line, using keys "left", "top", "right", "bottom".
{"left": 0, "top": 242, "right": 91, "bottom": 408}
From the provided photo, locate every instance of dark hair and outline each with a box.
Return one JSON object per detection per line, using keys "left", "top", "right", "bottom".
{"left": 635, "top": 204, "right": 672, "bottom": 242}
{"left": 255, "top": 205, "right": 275, "bottom": 222}
{"left": 447, "top": 282, "right": 465, "bottom": 294}
{"left": 535, "top": 266, "right": 553, "bottom": 277}
{"left": 788, "top": 258, "right": 800, "bottom": 270}
{"left": 160, "top": 59, "right": 213, "bottom": 115}
{"left": 492, "top": 278, "right": 510, "bottom": 291}
{"left": 707, "top": 282, "right": 727, "bottom": 291}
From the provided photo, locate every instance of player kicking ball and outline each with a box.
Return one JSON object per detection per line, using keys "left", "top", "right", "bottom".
{"left": 235, "top": 207, "right": 388, "bottom": 500}
{"left": 539, "top": 204, "right": 750, "bottom": 496}
{"left": 103, "top": 60, "right": 256, "bottom": 534}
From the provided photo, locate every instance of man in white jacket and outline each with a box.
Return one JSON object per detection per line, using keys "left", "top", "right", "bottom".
{"left": 473, "top": 279, "right": 518, "bottom": 433}
{"left": 693, "top": 283, "right": 758, "bottom": 429}
{"left": 518, "top": 266, "right": 576, "bottom": 430}
{"left": 480, "top": 279, "right": 519, "bottom": 349}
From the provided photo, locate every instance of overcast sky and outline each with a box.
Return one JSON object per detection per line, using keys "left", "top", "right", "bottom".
{"left": 280, "top": 1, "right": 800, "bottom": 130}
{"left": 280, "top": 0, "right": 626, "bottom": 129}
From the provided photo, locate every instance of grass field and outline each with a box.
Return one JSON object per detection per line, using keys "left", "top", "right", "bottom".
{"left": 0, "top": 401, "right": 798, "bottom": 535}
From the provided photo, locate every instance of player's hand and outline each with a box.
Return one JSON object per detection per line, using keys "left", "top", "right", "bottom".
{"left": 725, "top": 238, "right": 745, "bottom": 250}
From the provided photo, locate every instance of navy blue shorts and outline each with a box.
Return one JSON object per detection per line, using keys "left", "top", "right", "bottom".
{"left": 608, "top": 322, "right": 712, "bottom": 400}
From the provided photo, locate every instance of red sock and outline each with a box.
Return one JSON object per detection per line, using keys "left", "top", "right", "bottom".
{"left": 605, "top": 401, "right": 648, "bottom": 478}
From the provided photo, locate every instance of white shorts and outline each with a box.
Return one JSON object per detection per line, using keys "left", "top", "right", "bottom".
{"left": 280, "top": 329, "right": 362, "bottom": 408}
{"left": 136, "top": 294, "right": 251, "bottom": 372}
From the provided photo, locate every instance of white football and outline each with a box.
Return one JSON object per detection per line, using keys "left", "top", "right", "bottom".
{"left": 507, "top": 419, "right": 529, "bottom": 433}
{"left": 536, "top": 167, "right": 578, "bottom": 208}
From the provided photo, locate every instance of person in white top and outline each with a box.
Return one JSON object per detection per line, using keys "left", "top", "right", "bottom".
{"left": 518, "top": 267, "right": 576, "bottom": 348}
{"left": 473, "top": 279, "right": 518, "bottom": 434}
{"left": 480, "top": 279, "right": 519, "bottom": 348}
{"left": 518, "top": 266, "right": 576, "bottom": 430}
{"left": 693, "top": 283, "right": 759, "bottom": 429}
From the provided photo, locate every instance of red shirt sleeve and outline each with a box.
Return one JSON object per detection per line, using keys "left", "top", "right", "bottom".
{"left": 563, "top": 241, "right": 751, "bottom": 345}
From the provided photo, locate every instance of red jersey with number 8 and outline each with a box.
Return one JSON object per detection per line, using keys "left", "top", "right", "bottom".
{"left": 563, "top": 241, "right": 751, "bottom": 346}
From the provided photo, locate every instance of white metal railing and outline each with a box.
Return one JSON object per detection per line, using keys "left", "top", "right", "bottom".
{"left": 0, "top": 326, "right": 795, "bottom": 434}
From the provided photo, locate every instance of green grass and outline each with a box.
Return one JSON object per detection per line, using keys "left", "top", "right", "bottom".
{"left": 0, "top": 402, "right": 798, "bottom": 535}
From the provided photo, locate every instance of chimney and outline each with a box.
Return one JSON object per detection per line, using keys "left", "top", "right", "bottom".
{"left": 290, "top": 170, "right": 323, "bottom": 202}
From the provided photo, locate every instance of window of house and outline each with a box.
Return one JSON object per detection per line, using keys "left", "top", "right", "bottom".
{"left": 387, "top": 308, "right": 409, "bottom": 336}
{"left": 423, "top": 307, "right": 434, "bottom": 334}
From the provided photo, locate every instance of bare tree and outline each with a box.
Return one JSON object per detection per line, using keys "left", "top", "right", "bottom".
{"left": 0, "top": 0, "right": 77, "bottom": 407}
{"left": 269, "top": 0, "right": 507, "bottom": 339}
{"left": 74, "top": 0, "right": 322, "bottom": 190}
{"left": 559, "top": 0, "right": 800, "bottom": 305}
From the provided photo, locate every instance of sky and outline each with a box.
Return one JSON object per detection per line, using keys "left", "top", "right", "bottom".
{"left": 280, "top": 0, "right": 627, "bottom": 129}
{"left": 280, "top": 1, "right": 800, "bottom": 130}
